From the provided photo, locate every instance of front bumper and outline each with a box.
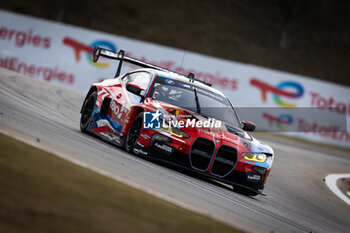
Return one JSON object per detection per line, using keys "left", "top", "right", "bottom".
{"left": 132, "top": 130, "right": 271, "bottom": 194}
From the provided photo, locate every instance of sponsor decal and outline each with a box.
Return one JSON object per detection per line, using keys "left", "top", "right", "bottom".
{"left": 165, "top": 79, "right": 175, "bottom": 85}
{"left": 110, "top": 99, "right": 128, "bottom": 123}
{"left": 262, "top": 112, "right": 350, "bottom": 142}
{"left": 250, "top": 78, "right": 304, "bottom": 107}
{"left": 0, "top": 26, "right": 51, "bottom": 49}
{"left": 298, "top": 118, "right": 342, "bottom": 134}
{"left": 96, "top": 119, "right": 112, "bottom": 128}
{"left": 154, "top": 142, "right": 173, "bottom": 153}
{"left": 262, "top": 112, "right": 293, "bottom": 131}
{"left": 0, "top": 56, "right": 75, "bottom": 84}
{"left": 63, "top": 37, "right": 117, "bottom": 68}
{"left": 97, "top": 88, "right": 111, "bottom": 100}
{"left": 133, "top": 148, "right": 148, "bottom": 155}
{"left": 177, "top": 82, "right": 191, "bottom": 88}
{"left": 198, "top": 129, "right": 238, "bottom": 144}
{"left": 247, "top": 174, "right": 261, "bottom": 181}
{"left": 253, "top": 147, "right": 265, "bottom": 153}
{"left": 310, "top": 92, "right": 350, "bottom": 115}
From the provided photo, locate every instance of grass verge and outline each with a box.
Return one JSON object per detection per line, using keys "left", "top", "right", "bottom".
{"left": 0, "top": 134, "right": 241, "bottom": 233}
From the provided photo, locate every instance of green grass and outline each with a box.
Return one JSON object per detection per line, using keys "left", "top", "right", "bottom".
{"left": 0, "top": 134, "right": 242, "bottom": 233}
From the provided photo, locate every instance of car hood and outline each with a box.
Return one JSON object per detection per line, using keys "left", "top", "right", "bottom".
{"left": 143, "top": 98, "right": 273, "bottom": 155}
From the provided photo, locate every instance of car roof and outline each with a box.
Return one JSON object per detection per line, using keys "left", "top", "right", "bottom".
{"left": 132, "top": 68, "right": 226, "bottom": 97}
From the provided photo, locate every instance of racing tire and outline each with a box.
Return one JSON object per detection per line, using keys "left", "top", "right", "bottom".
{"left": 80, "top": 91, "right": 97, "bottom": 133}
{"left": 125, "top": 112, "right": 143, "bottom": 152}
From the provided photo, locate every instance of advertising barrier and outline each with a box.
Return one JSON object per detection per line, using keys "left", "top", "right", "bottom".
{"left": 1, "top": 10, "right": 349, "bottom": 148}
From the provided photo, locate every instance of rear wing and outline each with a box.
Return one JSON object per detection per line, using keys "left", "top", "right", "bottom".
{"left": 92, "top": 46, "right": 211, "bottom": 86}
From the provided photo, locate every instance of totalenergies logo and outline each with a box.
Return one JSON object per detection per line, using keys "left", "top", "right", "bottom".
{"left": 263, "top": 113, "right": 293, "bottom": 131}
{"left": 63, "top": 37, "right": 117, "bottom": 68}
{"left": 250, "top": 78, "right": 304, "bottom": 107}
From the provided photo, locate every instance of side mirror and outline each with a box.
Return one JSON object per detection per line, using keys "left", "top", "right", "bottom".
{"left": 126, "top": 83, "right": 145, "bottom": 96}
{"left": 242, "top": 120, "right": 255, "bottom": 132}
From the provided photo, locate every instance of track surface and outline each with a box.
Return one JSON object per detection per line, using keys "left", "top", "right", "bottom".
{"left": 1, "top": 69, "right": 349, "bottom": 233}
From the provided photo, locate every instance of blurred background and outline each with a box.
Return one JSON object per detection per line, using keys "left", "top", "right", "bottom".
{"left": 2, "top": 0, "right": 350, "bottom": 87}
{"left": 1, "top": 3, "right": 350, "bottom": 232}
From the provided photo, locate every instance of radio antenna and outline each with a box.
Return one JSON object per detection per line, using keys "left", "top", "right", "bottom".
{"left": 179, "top": 50, "right": 186, "bottom": 74}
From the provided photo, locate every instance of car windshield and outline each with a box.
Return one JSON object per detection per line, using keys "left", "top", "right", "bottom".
{"left": 149, "top": 76, "right": 241, "bottom": 127}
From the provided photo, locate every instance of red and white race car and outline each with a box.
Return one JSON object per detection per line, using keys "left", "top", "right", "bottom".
{"left": 80, "top": 47, "right": 274, "bottom": 196}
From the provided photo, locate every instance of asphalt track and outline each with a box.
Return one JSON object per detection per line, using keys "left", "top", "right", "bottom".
{"left": 0, "top": 68, "right": 349, "bottom": 233}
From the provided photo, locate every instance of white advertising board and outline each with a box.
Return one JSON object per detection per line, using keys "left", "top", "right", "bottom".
{"left": 1, "top": 10, "right": 349, "bottom": 148}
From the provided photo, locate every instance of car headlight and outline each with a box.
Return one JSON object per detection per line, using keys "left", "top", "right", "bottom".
{"left": 161, "top": 121, "right": 190, "bottom": 138}
{"left": 169, "top": 127, "right": 190, "bottom": 138}
{"left": 242, "top": 153, "right": 267, "bottom": 163}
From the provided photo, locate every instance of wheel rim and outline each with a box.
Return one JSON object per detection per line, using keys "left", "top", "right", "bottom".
{"left": 81, "top": 96, "right": 95, "bottom": 127}
{"left": 127, "top": 117, "right": 142, "bottom": 147}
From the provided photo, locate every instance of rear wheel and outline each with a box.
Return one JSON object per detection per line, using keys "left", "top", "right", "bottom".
{"left": 80, "top": 91, "right": 97, "bottom": 132}
{"left": 126, "top": 113, "right": 143, "bottom": 152}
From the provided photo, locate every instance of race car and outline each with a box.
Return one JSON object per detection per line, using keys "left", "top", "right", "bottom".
{"left": 80, "top": 47, "right": 274, "bottom": 196}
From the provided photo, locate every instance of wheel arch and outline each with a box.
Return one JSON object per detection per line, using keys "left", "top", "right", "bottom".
{"left": 121, "top": 106, "right": 145, "bottom": 136}
{"left": 80, "top": 86, "right": 98, "bottom": 114}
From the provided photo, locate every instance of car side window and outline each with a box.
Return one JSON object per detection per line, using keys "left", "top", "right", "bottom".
{"left": 122, "top": 72, "right": 152, "bottom": 91}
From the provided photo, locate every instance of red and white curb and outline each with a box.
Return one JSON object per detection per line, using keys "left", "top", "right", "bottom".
{"left": 325, "top": 173, "right": 350, "bottom": 206}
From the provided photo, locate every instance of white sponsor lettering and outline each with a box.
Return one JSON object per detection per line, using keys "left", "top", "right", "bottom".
{"left": 162, "top": 117, "right": 221, "bottom": 129}
{"left": 155, "top": 142, "right": 172, "bottom": 153}
{"left": 248, "top": 175, "right": 261, "bottom": 181}
{"left": 110, "top": 100, "right": 127, "bottom": 120}
{"left": 133, "top": 148, "right": 148, "bottom": 155}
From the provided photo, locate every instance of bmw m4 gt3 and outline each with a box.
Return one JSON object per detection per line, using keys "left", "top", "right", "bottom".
{"left": 80, "top": 47, "right": 274, "bottom": 196}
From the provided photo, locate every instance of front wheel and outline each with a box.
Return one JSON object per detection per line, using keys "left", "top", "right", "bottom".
{"left": 125, "top": 113, "right": 143, "bottom": 152}
{"left": 80, "top": 91, "right": 97, "bottom": 132}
